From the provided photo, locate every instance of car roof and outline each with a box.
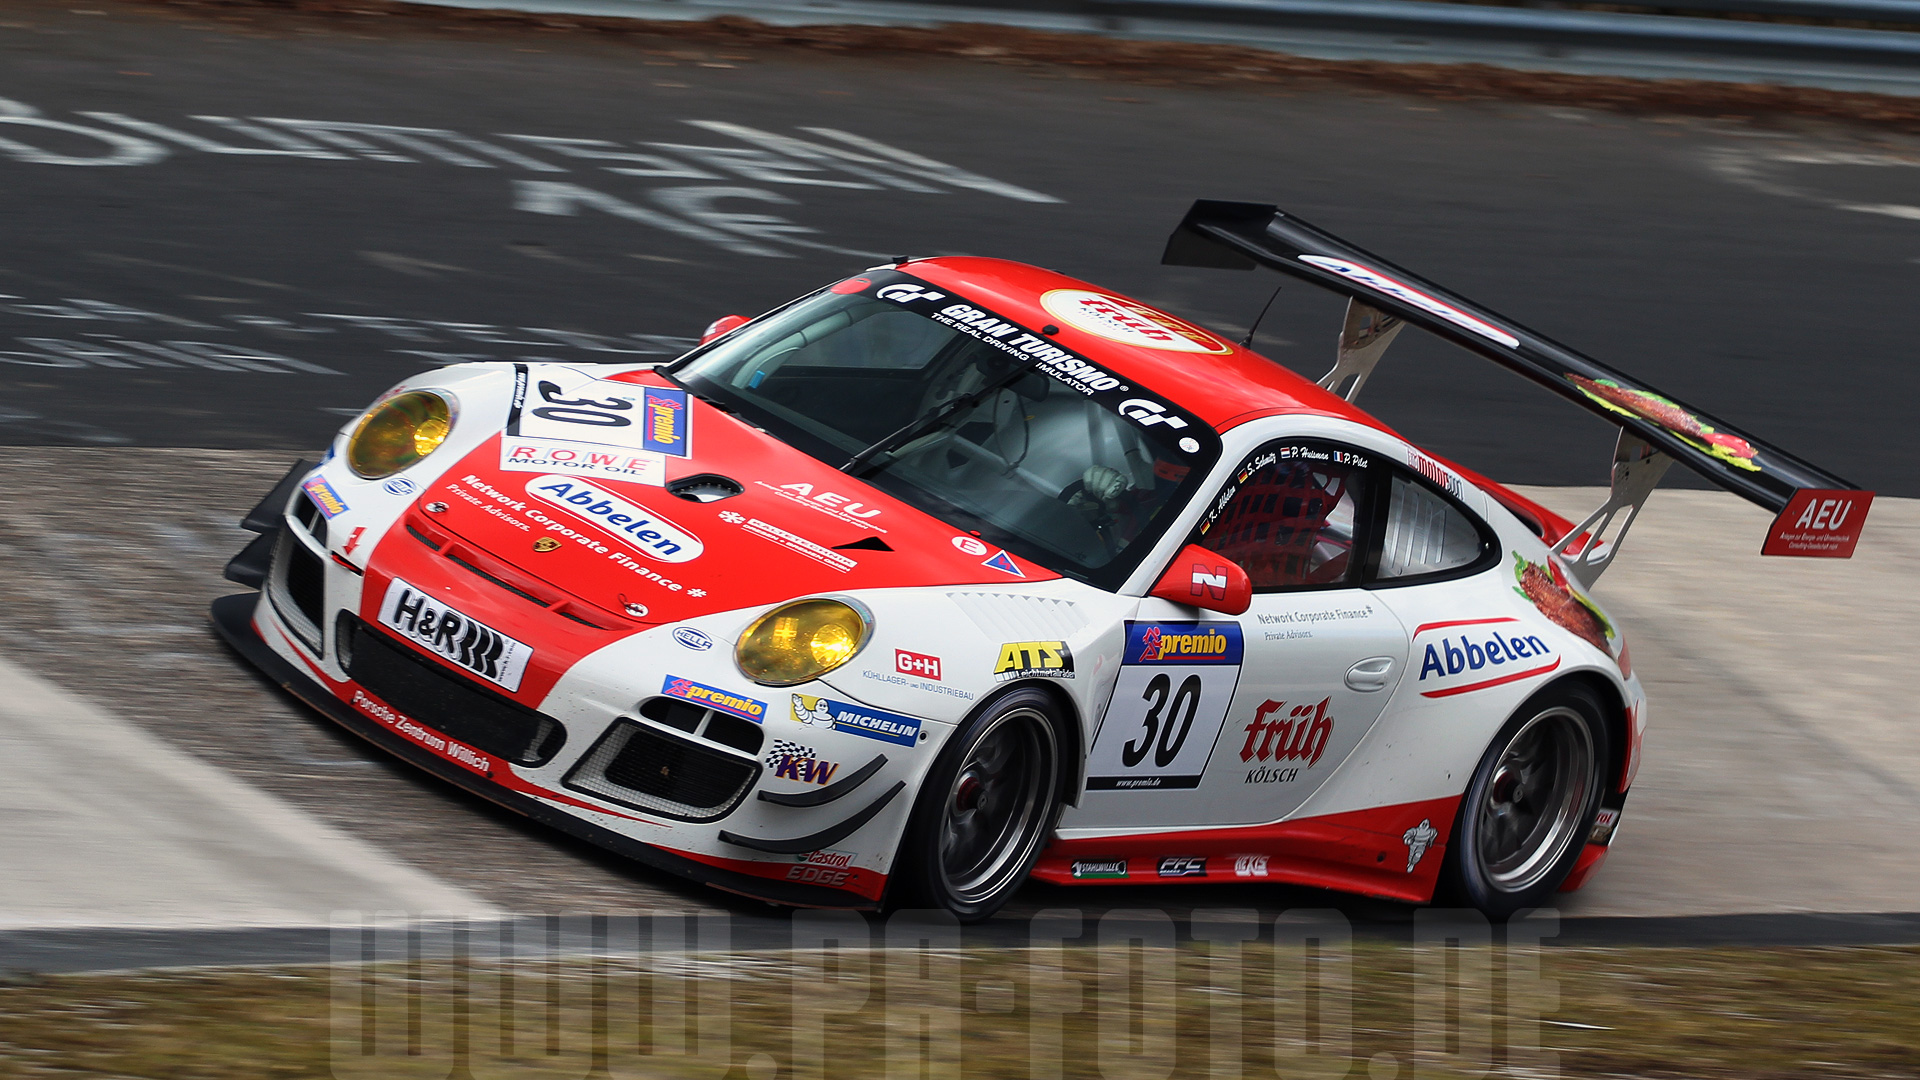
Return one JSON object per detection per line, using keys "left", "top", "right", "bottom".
{"left": 903, "top": 256, "right": 1400, "bottom": 438}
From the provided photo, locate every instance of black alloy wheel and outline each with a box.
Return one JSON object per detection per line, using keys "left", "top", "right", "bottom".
{"left": 1441, "top": 682, "right": 1610, "bottom": 921}
{"left": 894, "top": 686, "right": 1066, "bottom": 922}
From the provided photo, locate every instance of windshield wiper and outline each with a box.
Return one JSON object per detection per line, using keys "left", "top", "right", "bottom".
{"left": 841, "top": 362, "right": 1032, "bottom": 476}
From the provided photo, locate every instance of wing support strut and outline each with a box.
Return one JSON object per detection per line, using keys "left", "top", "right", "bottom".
{"left": 1555, "top": 432, "right": 1672, "bottom": 589}
{"left": 1318, "top": 300, "right": 1405, "bottom": 402}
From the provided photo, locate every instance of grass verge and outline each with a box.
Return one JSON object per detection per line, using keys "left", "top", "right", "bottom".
{"left": 1, "top": 942, "right": 1917, "bottom": 1078}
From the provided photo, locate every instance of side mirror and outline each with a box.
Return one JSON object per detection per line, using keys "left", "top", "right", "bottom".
{"left": 1150, "top": 544, "right": 1252, "bottom": 616}
{"left": 701, "top": 314, "right": 751, "bottom": 345}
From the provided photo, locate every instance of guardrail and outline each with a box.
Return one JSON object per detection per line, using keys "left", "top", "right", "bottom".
{"left": 892, "top": 0, "right": 1920, "bottom": 62}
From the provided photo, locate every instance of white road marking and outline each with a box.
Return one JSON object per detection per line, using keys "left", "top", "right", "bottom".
{"left": 0, "top": 650, "right": 496, "bottom": 928}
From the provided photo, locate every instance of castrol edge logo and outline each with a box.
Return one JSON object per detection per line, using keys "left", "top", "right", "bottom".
{"left": 1040, "top": 289, "right": 1230, "bottom": 354}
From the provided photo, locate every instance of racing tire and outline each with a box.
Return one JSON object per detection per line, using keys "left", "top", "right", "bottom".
{"left": 893, "top": 686, "right": 1067, "bottom": 922}
{"left": 1440, "top": 682, "right": 1610, "bottom": 921}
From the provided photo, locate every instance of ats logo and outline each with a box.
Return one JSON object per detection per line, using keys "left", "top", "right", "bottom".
{"left": 1413, "top": 617, "right": 1560, "bottom": 698}
{"left": 993, "top": 641, "right": 1073, "bottom": 681}
{"left": 1240, "top": 698, "right": 1333, "bottom": 767}
{"left": 639, "top": 387, "right": 690, "bottom": 457}
{"left": 895, "top": 649, "right": 942, "bottom": 681}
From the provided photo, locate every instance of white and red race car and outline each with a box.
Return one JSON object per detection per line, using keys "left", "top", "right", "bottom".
{"left": 215, "top": 201, "right": 1870, "bottom": 921}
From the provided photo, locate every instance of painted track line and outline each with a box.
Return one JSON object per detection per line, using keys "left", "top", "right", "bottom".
{"left": 0, "top": 651, "right": 498, "bottom": 931}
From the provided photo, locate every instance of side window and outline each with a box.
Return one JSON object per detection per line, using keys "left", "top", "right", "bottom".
{"left": 1197, "top": 443, "right": 1370, "bottom": 589}
{"left": 1375, "top": 471, "right": 1490, "bottom": 582}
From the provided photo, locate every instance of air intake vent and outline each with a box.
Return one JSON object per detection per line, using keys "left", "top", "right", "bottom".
{"left": 667, "top": 474, "right": 743, "bottom": 503}
{"left": 343, "top": 618, "right": 566, "bottom": 767}
{"left": 565, "top": 719, "right": 758, "bottom": 822}
{"left": 948, "top": 591, "right": 1085, "bottom": 641}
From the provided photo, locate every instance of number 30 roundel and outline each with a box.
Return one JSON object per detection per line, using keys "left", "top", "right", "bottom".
{"left": 1084, "top": 621, "right": 1244, "bottom": 791}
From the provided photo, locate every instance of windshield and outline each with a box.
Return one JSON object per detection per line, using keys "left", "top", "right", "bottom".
{"left": 670, "top": 273, "right": 1219, "bottom": 588}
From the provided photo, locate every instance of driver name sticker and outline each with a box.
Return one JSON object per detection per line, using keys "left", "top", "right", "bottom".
{"left": 857, "top": 276, "right": 1205, "bottom": 439}
{"left": 1085, "top": 621, "right": 1243, "bottom": 791}
{"left": 1040, "top": 289, "right": 1230, "bottom": 354}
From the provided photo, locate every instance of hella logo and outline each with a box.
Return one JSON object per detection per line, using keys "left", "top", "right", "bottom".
{"left": 674, "top": 627, "right": 714, "bottom": 651}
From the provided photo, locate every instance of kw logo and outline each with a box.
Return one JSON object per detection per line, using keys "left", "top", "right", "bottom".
{"left": 765, "top": 741, "right": 839, "bottom": 787}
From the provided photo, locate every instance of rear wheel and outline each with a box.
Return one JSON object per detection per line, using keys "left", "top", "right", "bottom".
{"left": 1441, "top": 682, "right": 1610, "bottom": 920}
{"left": 894, "top": 687, "right": 1066, "bottom": 922}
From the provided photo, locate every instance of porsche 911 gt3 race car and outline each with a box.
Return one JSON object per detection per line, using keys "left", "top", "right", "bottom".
{"left": 214, "top": 201, "right": 1871, "bottom": 921}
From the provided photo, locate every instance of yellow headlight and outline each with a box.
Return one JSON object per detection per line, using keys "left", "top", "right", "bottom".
{"left": 347, "top": 390, "right": 453, "bottom": 479}
{"left": 736, "top": 598, "right": 871, "bottom": 686}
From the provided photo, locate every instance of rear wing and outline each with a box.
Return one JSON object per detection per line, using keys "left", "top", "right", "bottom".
{"left": 1163, "top": 200, "right": 1872, "bottom": 579}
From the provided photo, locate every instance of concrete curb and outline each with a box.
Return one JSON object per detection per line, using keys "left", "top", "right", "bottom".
{"left": 0, "top": 651, "right": 500, "bottom": 930}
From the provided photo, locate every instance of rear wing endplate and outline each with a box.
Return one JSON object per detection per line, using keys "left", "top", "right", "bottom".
{"left": 1163, "top": 200, "right": 1872, "bottom": 569}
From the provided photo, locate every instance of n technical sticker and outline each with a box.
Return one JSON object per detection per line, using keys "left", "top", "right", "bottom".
{"left": 379, "top": 577, "right": 533, "bottom": 692}
{"left": 1084, "top": 621, "right": 1243, "bottom": 791}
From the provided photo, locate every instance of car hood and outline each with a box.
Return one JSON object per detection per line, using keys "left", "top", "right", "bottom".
{"left": 391, "top": 370, "right": 1058, "bottom": 635}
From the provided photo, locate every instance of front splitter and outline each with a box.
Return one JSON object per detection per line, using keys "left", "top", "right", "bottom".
{"left": 209, "top": 591, "right": 882, "bottom": 912}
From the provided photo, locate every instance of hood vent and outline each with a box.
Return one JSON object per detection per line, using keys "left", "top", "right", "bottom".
{"left": 668, "top": 474, "right": 743, "bottom": 503}
{"left": 948, "top": 591, "right": 1085, "bottom": 642}
{"left": 834, "top": 536, "right": 892, "bottom": 552}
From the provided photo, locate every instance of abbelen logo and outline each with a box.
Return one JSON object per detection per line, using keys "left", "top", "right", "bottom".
{"left": 877, "top": 283, "right": 945, "bottom": 304}
{"left": 527, "top": 475, "right": 703, "bottom": 563}
{"left": 1117, "top": 398, "right": 1189, "bottom": 430}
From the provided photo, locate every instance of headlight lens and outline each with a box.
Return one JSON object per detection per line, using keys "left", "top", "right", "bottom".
{"left": 347, "top": 390, "right": 453, "bottom": 479}
{"left": 735, "top": 598, "right": 871, "bottom": 686}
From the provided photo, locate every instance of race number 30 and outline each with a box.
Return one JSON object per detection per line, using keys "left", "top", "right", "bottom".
{"left": 1086, "top": 621, "right": 1244, "bottom": 791}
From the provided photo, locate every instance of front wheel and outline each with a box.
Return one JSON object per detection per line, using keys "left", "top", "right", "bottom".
{"left": 893, "top": 687, "right": 1067, "bottom": 922}
{"left": 1440, "top": 682, "right": 1610, "bottom": 921}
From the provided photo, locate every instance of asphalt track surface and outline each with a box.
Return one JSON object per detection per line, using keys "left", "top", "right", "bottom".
{"left": 2, "top": 0, "right": 1919, "bottom": 493}
{"left": 3, "top": 0, "right": 1920, "bottom": 963}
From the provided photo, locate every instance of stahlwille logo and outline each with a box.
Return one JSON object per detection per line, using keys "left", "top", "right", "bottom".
{"left": 1070, "top": 859, "right": 1128, "bottom": 880}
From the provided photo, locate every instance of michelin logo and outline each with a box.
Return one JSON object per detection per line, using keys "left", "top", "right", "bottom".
{"left": 791, "top": 694, "right": 923, "bottom": 747}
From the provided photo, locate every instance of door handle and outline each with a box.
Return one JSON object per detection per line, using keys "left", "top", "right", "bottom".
{"left": 1346, "top": 656, "right": 1396, "bottom": 692}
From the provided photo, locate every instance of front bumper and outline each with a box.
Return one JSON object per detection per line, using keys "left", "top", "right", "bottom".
{"left": 210, "top": 591, "right": 884, "bottom": 910}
